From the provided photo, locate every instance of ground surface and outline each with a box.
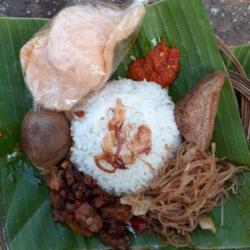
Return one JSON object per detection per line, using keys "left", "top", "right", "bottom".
{"left": 0, "top": 0, "right": 249, "bottom": 46}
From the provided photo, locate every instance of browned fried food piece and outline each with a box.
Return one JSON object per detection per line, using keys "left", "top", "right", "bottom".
{"left": 46, "top": 167, "right": 65, "bottom": 191}
{"left": 46, "top": 160, "right": 132, "bottom": 249}
{"left": 175, "top": 71, "right": 225, "bottom": 151}
{"left": 101, "top": 204, "right": 132, "bottom": 222}
{"left": 50, "top": 191, "right": 66, "bottom": 210}
{"left": 66, "top": 220, "right": 92, "bottom": 237}
{"left": 75, "top": 203, "right": 103, "bottom": 233}
{"left": 99, "top": 230, "right": 131, "bottom": 250}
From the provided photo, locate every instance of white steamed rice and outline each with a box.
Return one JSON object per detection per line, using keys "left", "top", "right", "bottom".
{"left": 70, "top": 79, "right": 181, "bottom": 195}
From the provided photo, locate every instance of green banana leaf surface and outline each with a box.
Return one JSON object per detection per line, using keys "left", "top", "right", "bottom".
{"left": 0, "top": 0, "right": 250, "bottom": 250}
{"left": 224, "top": 45, "right": 250, "bottom": 78}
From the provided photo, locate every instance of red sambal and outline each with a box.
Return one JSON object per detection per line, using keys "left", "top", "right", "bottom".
{"left": 128, "top": 38, "right": 180, "bottom": 87}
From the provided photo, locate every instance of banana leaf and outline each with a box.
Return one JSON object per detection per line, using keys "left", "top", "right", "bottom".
{"left": 224, "top": 45, "right": 250, "bottom": 78}
{"left": 0, "top": 1, "right": 250, "bottom": 250}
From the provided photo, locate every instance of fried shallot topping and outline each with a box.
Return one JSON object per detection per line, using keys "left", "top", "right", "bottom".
{"left": 128, "top": 125, "right": 152, "bottom": 155}
{"left": 94, "top": 99, "right": 152, "bottom": 173}
{"left": 108, "top": 98, "right": 126, "bottom": 131}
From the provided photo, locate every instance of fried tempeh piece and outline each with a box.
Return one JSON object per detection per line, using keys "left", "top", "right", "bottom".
{"left": 175, "top": 71, "right": 225, "bottom": 151}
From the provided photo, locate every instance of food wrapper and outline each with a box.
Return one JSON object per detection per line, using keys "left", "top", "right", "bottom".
{"left": 20, "top": 1, "right": 145, "bottom": 111}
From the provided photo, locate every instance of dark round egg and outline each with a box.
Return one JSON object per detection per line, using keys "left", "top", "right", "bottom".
{"left": 21, "top": 110, "right": 71, "bottom": 168}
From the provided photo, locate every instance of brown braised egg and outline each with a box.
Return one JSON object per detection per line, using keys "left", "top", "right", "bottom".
{"left": 21, "top": 110, "right": 71, "bottom": 168}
